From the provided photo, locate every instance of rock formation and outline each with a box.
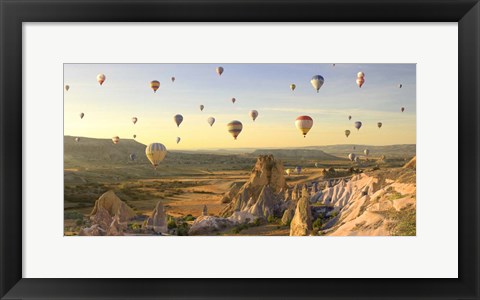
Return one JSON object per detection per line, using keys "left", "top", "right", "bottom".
{"left": 289, "top": 193, "right": 313, "bottom": 236}
{"left": 89, "top": 190, "right": 135, "bottom": 222}
{"left": 145, "top": 201, "right": 168, "bottom": 234}
{"left": 221, "top": 155, "right": 288, "bottom": 219}
{"left": 202, "top": 205, "right": 208, "bottom": 216}
{"left": 188, "top": 216, "right": 235, "bottom": 235}
{"left": 403, "top": 156, "right": 416, "bottom": 169}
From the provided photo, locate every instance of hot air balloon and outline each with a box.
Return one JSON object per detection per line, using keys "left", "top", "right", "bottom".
{"left": 227, "top": 120, "right": 243, "bottom": 140}
{"left": 354, "top": 156, "right": 360, "bottom": 163}
{"left": 377, "top": 122, "right": 382, "bottom": 129}
{"left": 332, "top": 64, "right": 336, "bottom": 67}
{"left": 348, "top": 153, "right": 356, "bottom": 161}
{"left": 174, "top": 114, "right": 183, "bottom": 127}
{"left": 353, "top": 146, "right": 356, "bottom": 150}
{"left": 290, "top": 84, "right": 296, "bottom": 91}
{"left": 310, "top": 75, "right": 324, "bottom": 93}
{"left": 97, "top": 73, "right": 106, "bottom": 85}
{"left": 357, "top": 72, "right": 365, "bottom": 78}
{"left": 249, "top": 110, "right": 258, "bottom": 122}
{"left": 207, "top": 117, "right": 215, "bottom": 127}
{"left": 171, "top": 76, "right": 175, "bottom": 83}
{"left": 348, "top": 115, "right": 352, "bottom": 120}
{"left": 145, "top": 143, "right": 167, "bottom": 169}
{"left": 356, "top": 77, "right": 365, "bottom": 88}
{"left": 65, "top": 85, "right": 70, "bottom": 91}
{"left": 364, "top": 149, "right": 370, "bottom": 156}
{"left": 354, "top": 121, "right": 362, "bottom": 131}
{"left": 285, "top": 169, "right": 291, "bottom": 176}
{"left": 231, "top": 98, "right": 236, "bottom": 104}
{"left": 74, "top": 137, "right": 80, "bottom": 143}
{"left": 80, "top": 112, "right": 84, "bottom": 119}
{"left": 200, "top": 105, "right": 204, "bottom": 111}
{"left": 398, "top": 84, "right": 403, "bottom": 88}
{"left": 315, "top": 162, "right": 319, "bottom": 168}
{"left": 401, "top": 107, "right": 405, "bottom": 112}
{"left": 133, "top": 134, "right": 137, "bottom": 139}
{"left": 150, "top": 80, "right": 160, "bottom": 93}
{"left": 112, "top": 136, "right": 120, "bottom": 144}
{"left": 129, "top": 153, "right": 137, "bottom": 161}
{"left": 295, "top": 115, "right": 313, "bottom": 138}
{"left": 132, "top": 117, "right": 138, "bottom": 125}
{"left": 216, "top": 66, "right": 224, "bottom": 76}
{"left": 295, "top": 166, "right": 302, "bottom": 174}
{"left": 176, "top": 137, "right": 181, "bottom": 144}
{"left": 345, "top": 130, "right": 351, "bottom": 138}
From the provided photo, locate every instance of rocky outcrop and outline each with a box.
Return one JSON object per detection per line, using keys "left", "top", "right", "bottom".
{"left": 79, "top": 224, "right": 105, "bottom": 236}
{"left": 89, "top": 190, "right": 135, "bottom": 222}
{"left": 221, "top": 155, "right": 288, "bottom": 218}
{"left": 90, "top": 206, "right": 113, "bottom": 230}
{"left": 281, "top": 207, "right": 295, "bottom": 225}
{"left": 188, "top": 216, "right": 235, "bottom": 235}
{"left": 220, "top": 182, "right": 243, "bottom": 203}
{"left": 202, "top": 205, "right": 208, "bottom": 216}
{"left": 290, "top": 194, "right": 313, "bottom": 236}
{"left": 145, "top": 201, "right": 168, "bottom": 234}
{"left": 403, "top": 156, "right": 416, "bottom": 169}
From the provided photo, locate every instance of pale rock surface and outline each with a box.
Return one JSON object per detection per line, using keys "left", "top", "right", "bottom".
{"left": 188, "top": 216, "right": 235, "bottom": 235}
{"left": 145, "top": 201, "right": 168, "bottom": 234}
{"left": 289, "top": 194, "right": 313, "bottom": 236}
{"left": 89, "top": 190, "right": 135, "bottom": 222}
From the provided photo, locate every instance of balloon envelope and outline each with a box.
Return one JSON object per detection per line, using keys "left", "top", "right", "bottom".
{"left": 290, "top": 84, "right": 296, "bottom": 91}
{"left": 145, "top": 143, "right": 167, "bottom": 168}
{"left": 174, "top": 114, "right": 183, "bottom": 127}
{"left": 295, "top": 166, "right": 302, "bottom": 174}
{"left": 132, "top": 117, "right": 138, "bottom": 124}
{"left": 227, "top": 120, "right": 243, "bottom": 140}
{"left": 176, "top": 137, "right": 181, "bottom": 144}
{"left": 345, "top": 130, "right": 351, "bottom": 138}
{"left": 150, "top": 80, "right": 160, "bottom": 93}
{"left": 348, "top": 115, "right": 352, "bottom": 120}
{"left": 97, "top": 73, "right": 106, "bottom": 85}
{"left": 348, "top": 153, "right": 356, "bottom": 161}
{"left": 216, "top": 66, "right": 224, "bottom": 76}
{"left": 231, "top": 98, "right": 236, "bottom": 104}
{"left": 129, "top": 153, "right": 137, "bottom": 161}
{"left": 112, "top": 136, "right": 120, "bottom": 144}
{"left": 133, "top": 134, "right": 137, "bottom": 139}
{"left": 207, "top": 117, "right": 215, "bottom": 127}
{"left": 171, "top": 77, "right": 175, "bottom": 82}
{"left": 249, "top": 110, "right": 258, "bottom": 121}
{"left": 310, "top": 75, "right": 325, "bottom": 93}
{"left": 364, "top": 149, "right": 370, "bottom": 156}
{"left": 377, "top": 122, "right": 382, "bottom": 128}
{"left": 74, "top": 137, "right": 80, "bottom": 142}
{"left": 357, "top": 71, "right": 365, "bottom": 78}
{"left": 401, "top": 107, "right": 405, "bottom": 112}
{"left": 295, "top": 116, "right": 313, "bottom": 137}
{"left": 200, "top": 105, "right": 204, "bottom": 111}
{"left": 65, "top": 85, "right": 70, "bottom": 91}
{"left": 354, "top": 121, "right": 362, "bottom": 131}
{"left": 356, "top": 77, "right": 365, "bottom": 88}
{"left": 80, "top": 113, "right": 84, "bottom": 119}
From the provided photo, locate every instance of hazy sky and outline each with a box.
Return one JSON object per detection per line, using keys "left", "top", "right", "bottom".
{"left": 64, "top": 63, "right": 416, "bottom": 150}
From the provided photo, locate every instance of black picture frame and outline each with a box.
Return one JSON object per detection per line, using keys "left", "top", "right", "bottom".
{"left": 1, "top": 0, "right": 479, "bottom": 299}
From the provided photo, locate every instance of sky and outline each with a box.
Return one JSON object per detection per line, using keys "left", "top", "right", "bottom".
{"left": 64, "top": 63, "right": 416, "bottom": 150}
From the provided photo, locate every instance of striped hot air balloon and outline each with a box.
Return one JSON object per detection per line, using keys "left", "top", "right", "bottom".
{"left": 227, "top": 120, "right": 243, "bottom": 140}
{"left": 97, "top": 73, "right": 106, "bottom": 85}
{"left": 348, "top": 153, "right": 356, "bottom": 161}
{"left": 145, "top": 143, "right": 167, "bottom": 169}
{"left": 295, "top": 115, "right": 313, "bottom": 137}
{"left": 174, "top": 114, "right": 183, "bottom": 127}
{"left": 150, "top": 80, "right": 160, "bottom": 93}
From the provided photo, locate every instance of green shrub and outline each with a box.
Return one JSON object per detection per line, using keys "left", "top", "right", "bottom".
{"left": 183, "top": 214, "right": 195, "bottom": 222}
{"left": 313, "top": 218, "right": 323, "bottom": 229}
{"left": 75, "top": 219, "right": 84, "bottom": 226}
{"left": 267, "top": 215, "right": 276, "bottom": 223}
{"left": 167, "top": 218, "right": 177, "bottom": 229}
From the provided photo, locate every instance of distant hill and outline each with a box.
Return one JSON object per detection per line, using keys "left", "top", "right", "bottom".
{"left": 251, "top": 149, "right": 343, "bottom": 161}
{"left": 304, "top": 144, "right": 416, "bottom": 158}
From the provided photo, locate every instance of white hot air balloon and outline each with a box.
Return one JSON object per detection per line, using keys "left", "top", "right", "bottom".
{"left": 310, "top": 75, "right": 325, "bottom": 93}
{"left": 207, "top": 117, "right": 215, "bottom": 127}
